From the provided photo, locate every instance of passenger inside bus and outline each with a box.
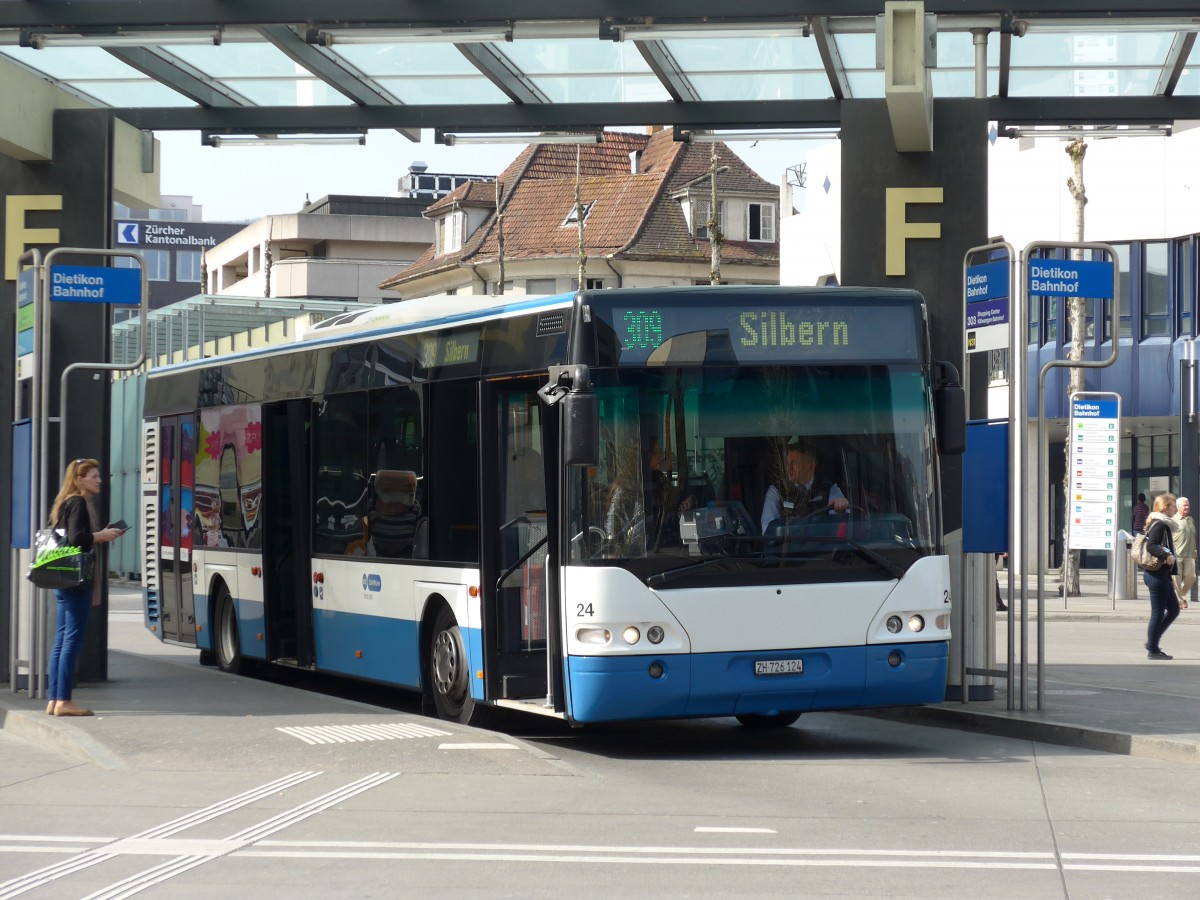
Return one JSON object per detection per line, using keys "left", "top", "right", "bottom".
{"left": 352, "top": 469, "right": 423, "bottom": 559}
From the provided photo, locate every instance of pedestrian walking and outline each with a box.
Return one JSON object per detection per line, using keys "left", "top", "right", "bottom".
{"left": 1172, "top": 496, "right": 1196, "bottom": 610}
{"left": 1142, "top": 493, "right": 1181, "bottom": 661}
{"left": 1131, "top": 492, "right": 1150, "bottom": 535}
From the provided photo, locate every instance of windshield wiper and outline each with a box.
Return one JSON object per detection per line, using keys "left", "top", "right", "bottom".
{"left": 785, "top": 534, "right": 907, "bottom": 579}
{"left": 646, "top": 555, "right": 768, "bottom": 587}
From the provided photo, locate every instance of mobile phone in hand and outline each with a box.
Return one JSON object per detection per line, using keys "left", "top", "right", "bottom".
{"left": 108, "top": 519, "right": 129, "bottom": 532}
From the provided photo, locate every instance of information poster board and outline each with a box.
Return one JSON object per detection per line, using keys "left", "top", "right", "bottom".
{"left": 1066, "top": 393, "right": 1121, "bottom": 551}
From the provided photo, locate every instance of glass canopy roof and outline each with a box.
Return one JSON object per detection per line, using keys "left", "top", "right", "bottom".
{"left": 1, "top": 3, "right": 1198, "bottom": 139}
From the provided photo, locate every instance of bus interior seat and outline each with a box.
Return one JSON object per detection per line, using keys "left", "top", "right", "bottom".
{"left": 412, "top": 517, "right": 430, "bottom": 559}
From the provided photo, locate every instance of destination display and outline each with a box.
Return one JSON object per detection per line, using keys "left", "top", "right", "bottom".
{"left": 418, "top": 328, "right": 480, "bottom": 368}
{"left": 610, "top": 304, "right": 920, "bottom": 365}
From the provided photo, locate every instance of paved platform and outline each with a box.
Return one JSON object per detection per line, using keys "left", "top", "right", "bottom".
{"left": 3, "top": 570, "right": 1198, "bottom": 767}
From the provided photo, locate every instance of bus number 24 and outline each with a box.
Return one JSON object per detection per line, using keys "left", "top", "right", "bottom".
{"left": 576, "top": 603, "right": 594, "bottom": 617}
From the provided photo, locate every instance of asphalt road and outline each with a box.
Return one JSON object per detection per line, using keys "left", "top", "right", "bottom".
{"left": 1, "top": 591, "right": 1197, "bottom": 898}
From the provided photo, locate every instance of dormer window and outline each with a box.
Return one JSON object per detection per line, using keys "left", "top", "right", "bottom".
{"left": 435, "top": 210, "right": 465, "bottom": 255}
{"left": 562, "top": 201, "right": 595, "bottom": 226}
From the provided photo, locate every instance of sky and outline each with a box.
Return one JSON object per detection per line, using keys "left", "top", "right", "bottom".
{"left": 155, "top": 129, "right": 834, "bottom": 223}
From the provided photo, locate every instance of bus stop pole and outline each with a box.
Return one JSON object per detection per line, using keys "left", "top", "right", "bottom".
{"left": 30, "top": 247, "right": 148, "bottom": 700}
{"left": 1029, "top": 241, "right": 1120, "bottom": 711}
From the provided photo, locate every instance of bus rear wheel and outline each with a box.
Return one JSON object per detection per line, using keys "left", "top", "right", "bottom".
{"left": 736, "top": 711, "right": 802, "bottom": 729}
{"left": 428, "top": 605, "right": 494, "bottom": 727}
{"left": 215, "top": 587, "right": 251, "bottom": 676}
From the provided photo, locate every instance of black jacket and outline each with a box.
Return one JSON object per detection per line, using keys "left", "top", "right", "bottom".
{"left": 1144, "top": 515, "right": 1178, "bottom": 578}
{"left": 58, "top": 496, "right": 96, "bottom": 553}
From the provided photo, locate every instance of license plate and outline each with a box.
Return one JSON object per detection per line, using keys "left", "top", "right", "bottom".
{"left": 754, "top": 659, "right": 803, "bottom": 676}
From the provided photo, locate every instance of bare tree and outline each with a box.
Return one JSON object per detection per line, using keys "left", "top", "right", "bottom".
{"left": 576, "top": 146, "right": 587, "bottom": 289}
{"left": 494, "top": 178, "right": 505, "bottom": 295}
{"left": 1061, "top": 137, "right": 1088, "bottom": 597}
{"left": 708, "top": 143, "right": 724, "bottom": 284}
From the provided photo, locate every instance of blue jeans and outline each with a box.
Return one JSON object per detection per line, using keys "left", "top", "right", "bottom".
{"left": 1144, "top": 571, "right": 1180, "bottom": 653}
{"left": 47, "top": 585, "right": 92, "bottom": 701}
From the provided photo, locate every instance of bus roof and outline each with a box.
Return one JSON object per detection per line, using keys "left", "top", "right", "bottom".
{"left": 147, "top": 291, "right": 575, "bottom": 377}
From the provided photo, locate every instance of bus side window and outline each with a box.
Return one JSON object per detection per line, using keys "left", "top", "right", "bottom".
{"left": 427, "top": 380, "right": 479, "bottom": 564}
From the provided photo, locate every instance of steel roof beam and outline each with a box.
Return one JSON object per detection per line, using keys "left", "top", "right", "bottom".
{"left": 113, "top": 96, "right": 1200, "bottom": 136}
{"left": 811, "top": 16, "right": 851, "bottom": 100}
{"left": 634, "top": 41, "right": 701, "bottom": 103}
{"left": 104, "top": 48, "right": 253, "bottom": 107}
{"left": 456, "top": 43, "right": 549, "bottom": 104}
{"left": 115, "top": 99, "right": 844, "bottom": 133}
{"left": 5, "top": 3, "right": 1200, "bottom": 29}
{"left": 1156, "top": 32, "right": 1196, "bottom": 96}
{"left": 256, "top": 25, "right": 420, "bottom": 141}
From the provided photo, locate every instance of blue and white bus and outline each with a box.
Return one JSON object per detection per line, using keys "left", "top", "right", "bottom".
{"left": 141, "top": 285, "right": 964, "bottom": 728}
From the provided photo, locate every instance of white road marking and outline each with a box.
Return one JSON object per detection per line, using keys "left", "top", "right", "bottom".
{"left": 0, "top": 772, "right": 319, "bottom": 899}
{"left": 694, "top": 827, "right": 777, "bottom": 834}
{"left": 277, "top": 723, "right": 450, "bottom": 745}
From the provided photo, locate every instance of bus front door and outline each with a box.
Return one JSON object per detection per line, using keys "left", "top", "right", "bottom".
{"left": 485, "top": 381, "right": 554, "bottom": 703}
{"left": 156, "top": 415, "right": 196, "bottom": 645}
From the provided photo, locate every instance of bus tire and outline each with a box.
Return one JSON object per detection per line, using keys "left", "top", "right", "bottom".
{"left": 428, "top": 605, "right": 494, "bottom": 727}
{"left": 198, "top": 649, "right": 216, "bottom": 667}
{"left": 214, "top": 586, "right": 251, "bottom": 676}
{"left": 736, "top": 711, "right": 802, "bottom": 729}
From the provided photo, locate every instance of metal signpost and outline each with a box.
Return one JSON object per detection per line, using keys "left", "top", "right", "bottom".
{"left": 960, "top": 242, "right": 1016, "bottom": 705}
{"left": 1027, "top": 242, "right": 1119, "bottom": 710}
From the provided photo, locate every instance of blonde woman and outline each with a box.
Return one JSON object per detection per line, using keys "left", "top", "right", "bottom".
{"left": 1142, "top": 493, "right": 1180, "bottom": 661}
{"left": 45, "top": 459, "right": 124, "bottom": 716}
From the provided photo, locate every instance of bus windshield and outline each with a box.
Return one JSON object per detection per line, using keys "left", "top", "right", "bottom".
{"left": 568, "top": 364, "right": 939, "bottom": 586}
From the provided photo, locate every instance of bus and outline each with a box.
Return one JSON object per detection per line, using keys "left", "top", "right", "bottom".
{"left": 141, "top": 285, "right": 964, "bottom": 728}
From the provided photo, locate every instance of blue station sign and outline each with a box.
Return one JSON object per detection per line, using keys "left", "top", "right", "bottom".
{"left": 965, "top": 258, "right": 1010, "bottom": 354}
{"left": 49, "top": 265, "right": 140, "bottom": 305}
{"left": 1027, "top": 259, "right": 1114, "bottom": 298}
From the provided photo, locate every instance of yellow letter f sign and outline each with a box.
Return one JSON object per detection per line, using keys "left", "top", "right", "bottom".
{"left": 885, "top": 187, "right": 943, "bottom": 276}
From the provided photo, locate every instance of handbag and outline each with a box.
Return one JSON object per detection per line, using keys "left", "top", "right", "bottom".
{"left": 1131, "top": 532, "right": 1164, "bottom": 572}
{"left": 26, "top": 525, "right": 95, "bottom": 590}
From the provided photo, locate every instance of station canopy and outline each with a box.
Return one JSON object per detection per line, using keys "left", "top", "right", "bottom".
{"left": 2, "top": 2, "right": 1200, "bottom": 143}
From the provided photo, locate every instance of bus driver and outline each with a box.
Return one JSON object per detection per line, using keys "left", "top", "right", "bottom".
{"left": 760, "top": 439, "right": 848, "bottom": 534}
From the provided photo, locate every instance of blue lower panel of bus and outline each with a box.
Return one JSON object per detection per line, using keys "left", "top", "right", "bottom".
{"left": 565, "top": 642, "right": 948, "bottom": 723}
{"left": 312, "top": 609, "right": 424, "bottom": 687}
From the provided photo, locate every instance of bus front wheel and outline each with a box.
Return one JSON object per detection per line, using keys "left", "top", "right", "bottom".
{"left": 736, "top": 711, "right": 802, "bottom": 729}
{"left": 428, "top": 605, "right": 494, "bottom": 727}
{"left": 215, "top": 587, "right": 251, "bottom": 676}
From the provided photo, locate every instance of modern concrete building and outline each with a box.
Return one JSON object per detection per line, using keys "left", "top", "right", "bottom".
{"left": 204, "top": 194, "right": 437, "bottom": 302}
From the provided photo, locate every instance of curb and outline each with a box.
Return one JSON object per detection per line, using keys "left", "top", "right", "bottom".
{"left": 0, "top": 707, "right": 127, "bottom": 770}
{"left": 863, "top": 706, "right": 1200, "bottom": 767}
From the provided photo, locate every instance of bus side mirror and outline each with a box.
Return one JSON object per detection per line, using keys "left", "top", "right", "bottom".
{"left": 933, "top": 361, "right": 966, "bottom": 456}
{"left": 539, "top": 364, "right": 600, "bottom": 467}
{"left": 562, "top": 392, "right": 599, "bottom": 467}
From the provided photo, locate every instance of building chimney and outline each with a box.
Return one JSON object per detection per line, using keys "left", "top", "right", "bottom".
{"left": 630, "top": 150, "right": 642, "bottom": 174}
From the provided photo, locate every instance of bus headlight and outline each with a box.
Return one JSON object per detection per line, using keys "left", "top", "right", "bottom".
{"left": 907, "top": 615, "right": 925, "bottom": 632}
{"left": 886, "top": 616, "right": 903, "bottom": 634}
{"left": 577, "top": 627, "right": 611, "bottom": 645}
{"left": 647, "top": 625, "right": 665, "bottom": 644}
{"left": 622, "top": 626, "right": 641, "bottom": 645}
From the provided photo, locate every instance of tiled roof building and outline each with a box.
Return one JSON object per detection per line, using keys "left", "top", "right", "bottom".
{"left": 379, "top": 130, "right": 781, "bottom": 299}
